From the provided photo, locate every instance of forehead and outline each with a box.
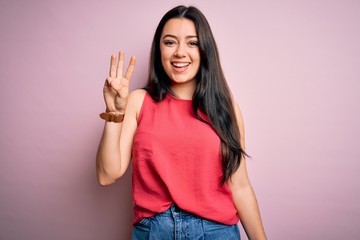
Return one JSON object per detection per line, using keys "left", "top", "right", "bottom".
{"left": 161, "top": 18, "right": 197, "bottom": 37}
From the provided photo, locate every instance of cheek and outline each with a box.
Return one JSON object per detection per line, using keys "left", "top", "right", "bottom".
{"left": 159, "top": 50, "right": 167, "bottom": 68}
{"left": 160, "top": 56, "right": 169, "bottom": 70}
{"left": 192, "top": 49, "right": 201, "bottom": 61}
{"left": 160, "top": 50, "right": 172, "bottom": 66}
{"left": 160, "top": 55, "right": 171, "bottom": 75}
{"left": 193, "top": 52, "right": 201, "bottom": 68}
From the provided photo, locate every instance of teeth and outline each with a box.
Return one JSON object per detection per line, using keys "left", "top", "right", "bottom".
{"left": 172, "top": 62, "right": 189, "bottom": 67}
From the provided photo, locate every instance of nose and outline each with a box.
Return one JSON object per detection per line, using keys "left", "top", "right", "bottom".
{"left": 175, "top": 43, "right": 186, "bottom": 57}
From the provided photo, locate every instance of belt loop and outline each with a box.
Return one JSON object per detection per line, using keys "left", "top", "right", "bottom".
{"left": 170, "top": 203, "right": 177, "bottom": 217}
{"left": 171, "top": 204, "right": 175, "bottom": 212}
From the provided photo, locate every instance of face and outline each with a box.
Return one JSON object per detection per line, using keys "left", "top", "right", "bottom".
{"left": 160, "top": 18, "right": 200, "bottom": 86}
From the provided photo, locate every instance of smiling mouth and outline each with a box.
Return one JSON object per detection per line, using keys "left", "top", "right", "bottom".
{"left": 172, "top": 62, "right": 190, "bottom": 68}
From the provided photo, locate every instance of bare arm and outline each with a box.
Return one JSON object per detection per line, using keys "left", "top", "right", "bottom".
{"left": 228, "top": 103, "right": 267, "bottom": 239}
{"left": 96, "top": 91, "right": 143, "bottom": 185}
{"left": 96, "top": 51, "right": 141, "bottom": 186}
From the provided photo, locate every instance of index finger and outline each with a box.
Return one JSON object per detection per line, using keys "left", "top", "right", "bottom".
{"left": 124, "top": 56, "right": 136, "bottom": 80}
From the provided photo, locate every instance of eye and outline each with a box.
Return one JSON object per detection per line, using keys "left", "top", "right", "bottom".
{"left": 189, "top": 41, "right": 199, "bottom": 47}
{"left": 163, "top": 40, "right": 176, "bottom": 46}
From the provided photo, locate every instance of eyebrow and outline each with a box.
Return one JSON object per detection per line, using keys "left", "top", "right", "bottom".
{"left": 162, "top": 34, "right": 198, "bottom": 39}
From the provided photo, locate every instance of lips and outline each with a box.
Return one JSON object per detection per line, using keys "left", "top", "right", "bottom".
{"left": 171, "top": 62, "right": 190, "bottom": 72}
{"left": 172, "top": 62, "right": 190, "bottom": 67}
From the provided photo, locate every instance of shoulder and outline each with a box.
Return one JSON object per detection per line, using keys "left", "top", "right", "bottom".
{"left": 127, "top": 89, "right": 147, "bottom": 118}
{"left": 232, "top": 100, "right": 245, "bottom": 146}
{"left": 129, "top": 88, "right": 147, "bottom": 101}
{"left": 232, "top": 101, "right": 244, "bottom": 125}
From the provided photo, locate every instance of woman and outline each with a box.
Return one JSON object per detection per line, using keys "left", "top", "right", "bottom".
{"left": 96, "top": 5, "right": 266, "bottom": 240}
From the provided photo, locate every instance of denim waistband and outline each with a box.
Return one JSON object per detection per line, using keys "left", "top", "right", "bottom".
{"left": 160, "top": 204, "right": 197, "bottom": 217}
{"left": 132, "top": 203, "right": 241, "bottom": 239}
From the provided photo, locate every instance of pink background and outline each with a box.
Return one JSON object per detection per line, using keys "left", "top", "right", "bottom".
{"left": 1, "top": 0, "right": 359, "bottom": 239}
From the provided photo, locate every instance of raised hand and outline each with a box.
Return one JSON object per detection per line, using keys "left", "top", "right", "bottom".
{"left": 103, "top": 51, "right": 136, "bottom": 114}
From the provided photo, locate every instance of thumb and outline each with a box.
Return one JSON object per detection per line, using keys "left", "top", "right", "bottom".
{"left": 109, "top": 80, "right": 121, "bottom": 93}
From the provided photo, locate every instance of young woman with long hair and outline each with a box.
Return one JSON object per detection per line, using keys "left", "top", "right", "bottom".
{"left": 96, "top": 5, "right": 266, "bottom": 239}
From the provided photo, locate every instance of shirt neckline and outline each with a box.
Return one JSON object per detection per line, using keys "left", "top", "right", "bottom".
{"left": 167, "top": 93, "right": 193, "bottom": 102}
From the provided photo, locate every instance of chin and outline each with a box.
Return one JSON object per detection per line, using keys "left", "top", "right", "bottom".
{"left": 172, "top": 78, "right": 190, "bottom": 84}
{"left": 171, "top": 75, "right": 195, "bottom": 83}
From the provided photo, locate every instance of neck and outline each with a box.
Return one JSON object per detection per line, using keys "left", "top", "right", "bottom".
{"left": 170, "top": 80, "right": 196, "bottom": 100}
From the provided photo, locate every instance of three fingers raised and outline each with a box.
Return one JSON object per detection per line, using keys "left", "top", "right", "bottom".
{"left": 109, "top": 51, "right": 136, "bottom": 80}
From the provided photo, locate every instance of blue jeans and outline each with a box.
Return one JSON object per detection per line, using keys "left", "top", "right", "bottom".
{"left": 132, "top": 204, "right": 240, "bottom": 240}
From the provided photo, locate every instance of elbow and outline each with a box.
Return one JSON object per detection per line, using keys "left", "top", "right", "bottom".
{"left": 97, "top": 173, "right": 119, "bottom": 186}
{"left": 97, "top": 176, "right": 116, "bottom": 186}
{"left": 96, "top": 169, "right": 124, "bottom": 187}
{"left": 96, "top": 158, "right": 123, "bottom": 186}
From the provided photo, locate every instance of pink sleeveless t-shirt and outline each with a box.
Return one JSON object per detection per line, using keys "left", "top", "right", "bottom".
{"left": 132, "top": 92, "right": 238, "bottom": 225}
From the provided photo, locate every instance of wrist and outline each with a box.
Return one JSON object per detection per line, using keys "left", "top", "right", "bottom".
{"left": 99, "top": 112, "right": 125, "bottom": 123}
{"left": 105, "top": 107, "right": 125, "bottom": 115}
